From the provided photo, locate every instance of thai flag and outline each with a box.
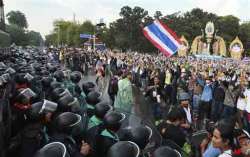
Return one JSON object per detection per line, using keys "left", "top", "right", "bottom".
{"left": 143, "top": 20, "right": 181, "bottom": 57}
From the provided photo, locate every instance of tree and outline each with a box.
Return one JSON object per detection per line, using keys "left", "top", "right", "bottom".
{"left": 26, "top": 31, "right": 43, "bottom": 46}
{"left": 6, "top": 24, "right": 28, "bottom": 46}
{"left": 216, "top": 15, "right": 240, "bottom": 44}
{"left": 239, "top": 22, "right": 250, "bottom": 55}
{"left": 6, "top": 11, "right": 28, "bottom": 28}
{"left": 53, "top": 20, "right": 72, "bottom": 46}
{"left": 110, "top": 6, "right": 149, "bottom": 51}
{"left": 0, "top": 31, "right": 11, "bottom": 47}
{"left": 45, "top": 33, "right": 57, "bottom": 46}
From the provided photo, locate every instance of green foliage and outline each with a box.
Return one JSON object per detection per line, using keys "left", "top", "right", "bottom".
{"left": 48, "top": 19, "right": 95, "bottom": 47}
{"left": 216, "top": 15, "right": 240, "bottom": 44}
{"left": 6, "top": 24, "right": 28, "bottom": 46}
{"left": 6, "top": 11, "right": 28, "bottom": 29}
{"left": 239, "top": 22, "right": 250, "bottom": 54}
{"left": 0, "top": 30, "right": 11, "bottom": 47}
{"left": 5, "top": 10, "right": 43, "bottom": 46}
{"left": 45, "top": 33, "right": 57, "bottom": 46}
{"left": 26, "top": 31, "right": 43, "bottom": 46}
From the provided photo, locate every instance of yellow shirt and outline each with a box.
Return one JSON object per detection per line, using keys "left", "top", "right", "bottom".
{"left": 165, "top": 72, "right": 172, "bottom": 85}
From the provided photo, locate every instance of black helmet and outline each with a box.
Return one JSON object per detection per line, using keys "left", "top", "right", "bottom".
{"left": 57, "top": 95, "right": 79, "bottom": 111}
{"left": 86, "top": 91, "right": 101, "bottom": 106}
{"left": 82, "top": 82, "right": 95, "bottom": 95}
{"left": 52, "top": 88, "right": 71, "bottom": 101}
{"left": 47, "top": 64, "right": 57, "bottom": 73}
{"left": 107, "top": 141, "right": 140, "bottom": 157}
{"left": 153, "top": 146, "right": 181, "bottom": 157}
{"left": 34, "top": 142, "right": 70, "bottom": 157}
{"left": 16, "top": 88, "right": 37, "bottom": 104}
{"left": 70, "top": 71, "right": 82, "bottom": 83}
{"left": 126, "top": 126, "right": 153, "bottom": 149}
{"left": 50, "top": 82, "right": 63, "bottom": 90}
{"left": 54, "top": 112, "right": 82, "bottom": 134}
{"left": 31, "top": 100, "right": 58, "bottom": 115}
{"left": 41, "top": 70, "right": 50, "bottom": 76}
{"left": 0, "top": 73, "right": 11, "bottom": 84}
{"left": 32, "top": 63, "right": 42, "bottom": 72}
{"left": 5, "top": 67, "right": 16, "bottom": 75}
{"left": 15, "top": 73, "right": 28, "bottom": 85}
{"left": 94, "top": 101, "right": 113, "bottom": 119}
{"left": 54, "top": 71, "right": 65, "bottom": 82}
{"left": 0, "top": 62, "right": 7, "bottom": 70}
{"left": 42, "top": 77, "right": 54, "bottom": 88}
{"left": 103, "top": 111, "right": 125, "bottom": 132}
{"left": 24, "top": 73, "right": 34, "bottom": 82}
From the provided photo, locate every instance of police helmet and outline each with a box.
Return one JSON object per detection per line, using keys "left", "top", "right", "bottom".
{"left": 34, "top": 142, "right": 70, "bottom": 157}
{"left": 82, "top": 82, "right": 95, "bottom": 95}
{"left": 128, "top": 126, "right": 153, "bottom": 149}
{"left": 107, "top": 141, "right": 140, "bottom": 157}
{"left": 103, "top": 111, "right": 125, "bottom": 132}
{"left": 86, "top": 91, "right": 101, "bottom": 106}
{"left": 153, "top": 146, "right": 182, "bottom": 157}
{"left": 94, "top": 101, "right": 113, "bottom": 119}
{"left": 42, "top": 77, "right": 54, "bottom": 88}
{"left": 70, "top": 71, "right": 82, "bottom": 83}
{"left": 54, "top": 71, "right": 65, "bottom": 82}
{"left": 54, "top": 112, "right": 82, "bottom": 134}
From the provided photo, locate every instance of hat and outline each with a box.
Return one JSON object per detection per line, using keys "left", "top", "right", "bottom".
{"left": 179, "top": 92, "right": 190, "bottom": 101}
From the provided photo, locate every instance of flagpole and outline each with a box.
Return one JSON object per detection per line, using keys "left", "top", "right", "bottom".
{"left": 93, "top": 33, "right": 96, "bottom": 51}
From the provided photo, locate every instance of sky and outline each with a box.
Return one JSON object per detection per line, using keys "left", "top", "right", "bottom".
{"left": 4, "top": 0, "right": 250, "bottom": 37}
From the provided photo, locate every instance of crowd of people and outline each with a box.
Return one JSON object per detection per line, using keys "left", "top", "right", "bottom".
{"left": 0, "top": 46, "right": 250, "bottom": 157}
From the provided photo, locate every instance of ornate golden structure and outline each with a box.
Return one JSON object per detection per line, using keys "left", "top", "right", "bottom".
{"left": 178, "top": 35, "right": 189, "bottom": 57}
{"left": 229, "top": 36, "right": 244, "bottom": 60}
{"left": 212, "top": 36, "right": 227, "bottom": 56}
{"left": 191, "top": 22, "right": 227, "bottom": 56}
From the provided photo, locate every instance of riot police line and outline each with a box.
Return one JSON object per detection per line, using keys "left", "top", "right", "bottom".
{"left": 0, "top": 47, "right": 185, "bottom": 157}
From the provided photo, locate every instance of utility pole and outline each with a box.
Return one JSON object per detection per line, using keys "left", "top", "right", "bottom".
{"left": 0, "top": 0, "right": 6, "bottom": 31}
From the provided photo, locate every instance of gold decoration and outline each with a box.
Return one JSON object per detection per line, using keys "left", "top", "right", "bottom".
{"left": 213, "top": 36, "right": 227, "bottom": 56}
{"left": 190, "top": 36, "right": 202, "bottom": 54}
{"left": 191, "top": 35, "right": 227, "bottom": 56}
{"left": 229, "top": 36, "right": 244, "bottom": 60}
{"left": 178, "top": 35, "right": 189, "bottom": 57}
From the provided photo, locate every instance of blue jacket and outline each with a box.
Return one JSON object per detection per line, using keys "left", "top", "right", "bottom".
{"left": 201, "top": 84, "right": 213, "bottom": 102}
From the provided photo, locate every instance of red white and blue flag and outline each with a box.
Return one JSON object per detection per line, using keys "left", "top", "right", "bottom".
{"left": 143, "top": 20, "right": 181, "bottom": 57}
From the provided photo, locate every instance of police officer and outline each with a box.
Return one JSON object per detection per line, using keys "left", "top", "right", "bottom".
{"left": 88, "top": 101, "right": 113, "bottom": 129}
{"left": 82, "top": 82, "right": 95, "bottom": 96}
{"left": 85, "top": 91, "right": 102, "bottom": 117}
{"left": 70, "top": 71, "right": 87, "bottom": 109}
{"left": 8, "top": 99, "right": 57, "bottom": 157}
{"left": 95, "top": 111, "right": 125, "bottom": 156}
{"left": 51, "top": 112, "right": 91, "bottom": 157}
{"left": 84, "top": 102, "right": 113, "bottom": 156}
{"left": 119, "top": 125, "right": 152, "bottom": 151}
